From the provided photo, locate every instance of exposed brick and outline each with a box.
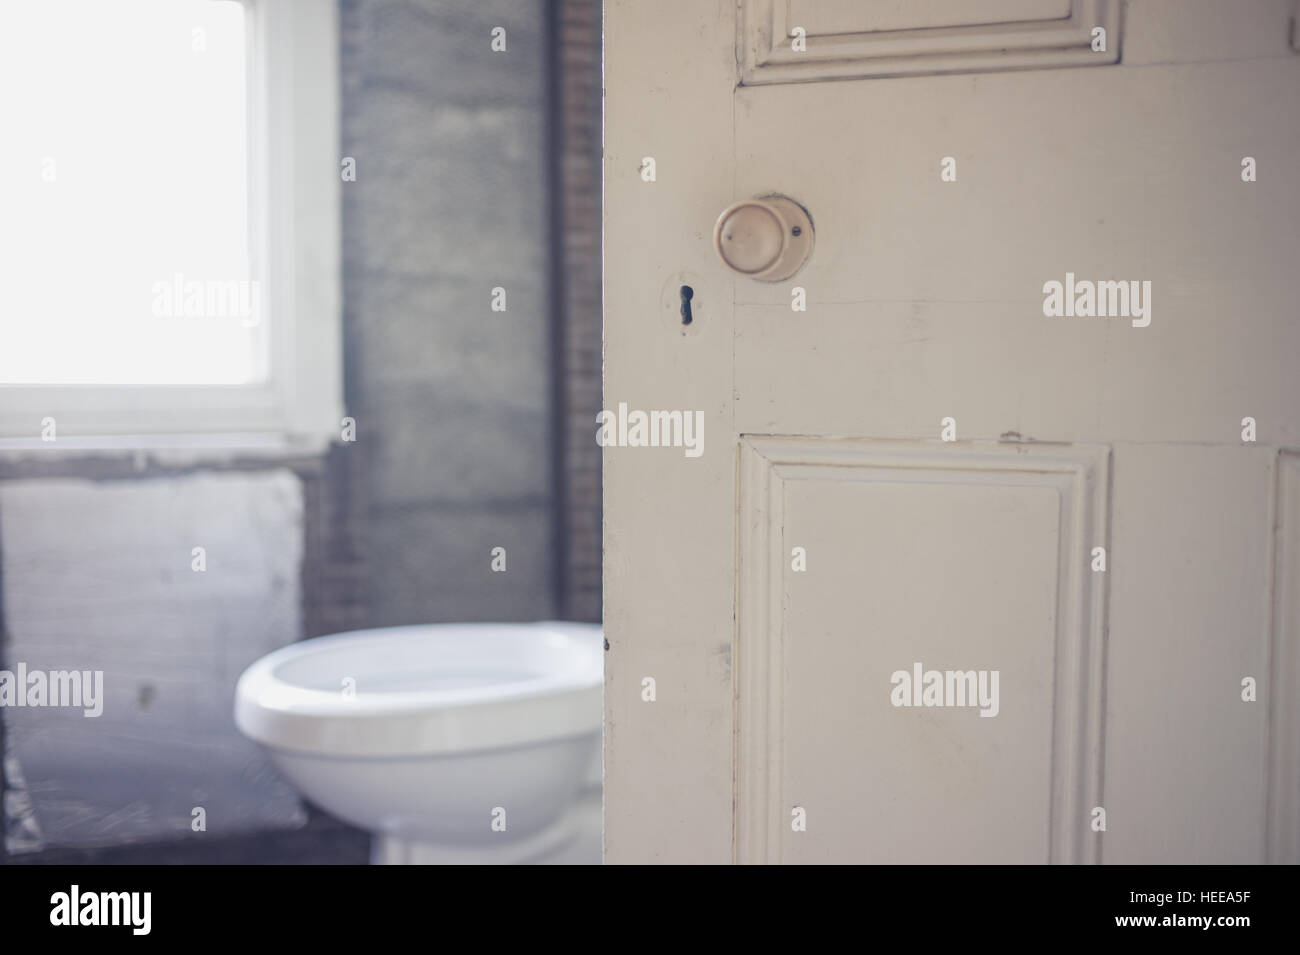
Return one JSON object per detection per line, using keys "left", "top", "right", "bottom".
{"left": 553, "top": 0, "right": 603, "bottom": 624}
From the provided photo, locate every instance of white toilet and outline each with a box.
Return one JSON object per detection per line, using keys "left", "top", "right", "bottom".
{"left": 234, "top": 620, "right": 603, "bottom": 864}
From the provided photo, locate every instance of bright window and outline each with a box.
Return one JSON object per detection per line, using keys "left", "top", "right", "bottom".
{"left": 0, "top": 0, "right": 341, "bottom": 447}
{"left": 1, "top": 0, "right": 259, "bottom": 386}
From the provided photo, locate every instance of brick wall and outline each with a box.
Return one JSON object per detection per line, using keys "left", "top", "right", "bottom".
{"left": 553, "top": 0, "right": 603, "bottom": 623}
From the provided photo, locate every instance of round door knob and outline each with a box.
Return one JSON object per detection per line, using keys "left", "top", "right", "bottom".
{"left": 713, "top": 195, "right": 813, "bottom": 282}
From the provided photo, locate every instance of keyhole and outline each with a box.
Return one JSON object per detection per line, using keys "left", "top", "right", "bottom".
{"left": 679, "top": 285, "right": 694, "bottom": 325}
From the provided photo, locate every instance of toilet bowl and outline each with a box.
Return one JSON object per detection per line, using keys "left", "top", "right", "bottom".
{"left": 234, "top": 620, "right": 603, "bottom": 864}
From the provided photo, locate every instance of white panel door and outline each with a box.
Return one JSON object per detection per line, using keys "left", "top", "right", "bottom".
{"left": 604, "top": 0, "right": 1300, "bottom": 864}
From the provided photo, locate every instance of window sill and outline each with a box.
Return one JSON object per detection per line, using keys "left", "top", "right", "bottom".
{"left": 0, "top": 431, "right": 335, "bottom": 465}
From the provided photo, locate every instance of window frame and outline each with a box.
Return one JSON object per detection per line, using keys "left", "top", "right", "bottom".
{"left": 0, "top": 0, "right": 342, "bottom": 453}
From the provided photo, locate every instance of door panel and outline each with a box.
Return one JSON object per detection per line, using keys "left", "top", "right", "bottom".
{"left": 738, "top": 438, "right": 1107, "bottom": 863}
{"left": 785, "top": 0, "right": 1074, "bottom": 34}
{"left": 1270, "top": 453, "right": 1300, "bottom": 863}
{"left": 733, "top": 59, "right": 1300, "bottom": 445}
{"left": 740, "top": 0, "right": 1117, "bottom": 84}
{"left": 1104, "top": 443, "right": 1273, "bottom": 863}
{"left": 1123, "top": 0, "right": 1296, "bottom": 64}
